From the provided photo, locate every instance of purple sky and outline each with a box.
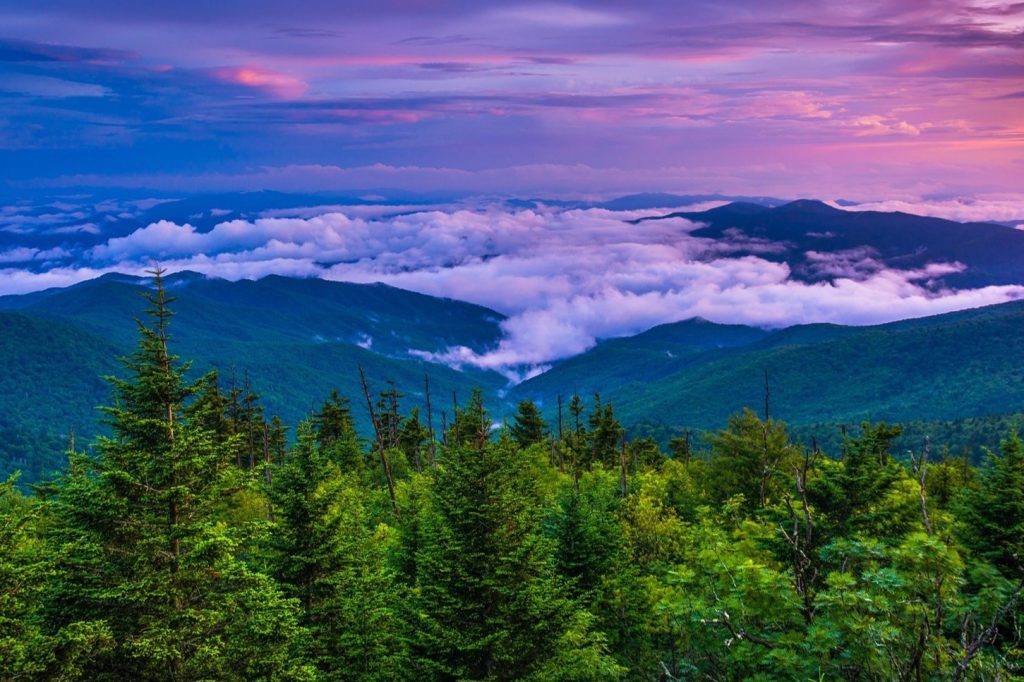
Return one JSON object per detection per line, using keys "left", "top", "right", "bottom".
{"left": 1, "top": 0, "right": 1022, "bottom": 199}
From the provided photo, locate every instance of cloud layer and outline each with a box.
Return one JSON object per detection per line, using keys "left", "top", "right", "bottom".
{"left": 6, "top": 201, "right": 1023, "bottom": 381}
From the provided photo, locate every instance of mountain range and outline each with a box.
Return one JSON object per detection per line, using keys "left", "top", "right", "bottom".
{"left": 641, "top": 199, "right": 1024, "bottom": 288}
{"left": 3, "top": 198, "right": 1024, "bottom": 482}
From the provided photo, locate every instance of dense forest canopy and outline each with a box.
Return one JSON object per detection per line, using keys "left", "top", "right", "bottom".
{"left": 2, "top": 271, "right": 1023, "bottom": 680}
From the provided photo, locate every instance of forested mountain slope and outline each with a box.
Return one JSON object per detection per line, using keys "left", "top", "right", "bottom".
{"left": 6, "top": 271, "right": 1024, "bottom": 483}
{"left": 642, "top": 199, "right": 1024, "bottom": 287}
{"left": 515, "top": 299, "right": 1024, "bottom": 444}
{"left": 0, "top": 273, "right": 508, "bottom": 482}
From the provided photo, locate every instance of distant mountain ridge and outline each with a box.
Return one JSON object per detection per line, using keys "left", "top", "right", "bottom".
{"left": 5, "top": 196, "right": 1024, "bottom": 482}
{"left": 640, "top": 199, "right": 1024, "bottom": 288}
{"left": 0, "top": 273, "right": 509, "bottom": 482}
{"left": 512, "top": 298, "right": 1024, "bottom": 442}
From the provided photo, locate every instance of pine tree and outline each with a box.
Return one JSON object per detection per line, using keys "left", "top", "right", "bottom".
{"left": 0, "top": 475, "right": 55, "bottom": 678}
{"left": 809, "top": 422, "right": 913, "bottom": 538}
{"left": 958, "top": 430, "right": 1024, "bottom": 573}
{"left": 447, "top": 388, "right": 490, "bottom": 449}
{"left": 399, "top": 407, "right": 429, "bottom": 472}
{"left": 510, "top": 400, "right": 548, "bottom": 450}
{"left": 705, "top": 408, "right": 799, "bottom": 511}
{"left": 587, "top": 395, "right": 623, "bottom": 469}
{"left": 272, "top": 422, "right": 410, "bottom": 680}
{"left": 42, "top": 269, "right": 307, "bottom": 681}
{"left": 312, "top": 389, "right": 365, "bottom": 475}
{"left": 412, "top": 431, "right": 621, "bottom": 680}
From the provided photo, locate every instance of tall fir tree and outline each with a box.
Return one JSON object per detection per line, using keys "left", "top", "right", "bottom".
{"left": 957, "top": 430, "right": 1024, "bottom": 574}
{"left": 271, "top": 421, "right": 410, "bottom": 681}
{"left": 42, "top": 269, "right": 308, "bottom": 681}
{"left": 510, "top": 400, "right": 548, "bottom": 450}
{"left": 412, "top": 426, "right": 622, "bottom": 681}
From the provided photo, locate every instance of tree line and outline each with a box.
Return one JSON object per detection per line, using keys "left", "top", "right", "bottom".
{"left": 1, "top": 271, "right": 1022, "bottom": 680}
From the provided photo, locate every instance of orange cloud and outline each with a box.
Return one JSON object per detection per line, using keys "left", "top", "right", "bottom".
{"left": 211, "top": 66, "right": 308, "bottom": 99}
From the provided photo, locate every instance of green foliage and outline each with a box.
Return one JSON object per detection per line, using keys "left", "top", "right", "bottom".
{"left": 705, "top": 408, "right": 800, "bottom": 512}
{"left": 410, "top": 434, "right": 622, "bottom": 680}
{"left": 3, "top": 275, "right": 1024, "bottom": 681}
{"left": 808, "top": 422, "right": 918, "bottom": 539}
{"left": 957, "top": 431, "right": 1024, "bottom": 573}
{"left": 510, "top": 399, "right": 548, "bottom": 450}
{"left": 271, "top": 422, "right": 410, "bottom": 680}
{"left": 41, "top": 272, "right": 308, "bottom": 680}
{"left": 0, "top": 475, "right": 51, "bottom": 678}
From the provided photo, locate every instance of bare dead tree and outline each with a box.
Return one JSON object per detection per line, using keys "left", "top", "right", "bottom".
{"left": 262, "top": 422, "right": 274, "bottom": 522}
{"left": 706, "top": 609, "right": 776, "bottom": 650}
{"left": 243, "top": 369, "right": 256, "bottom": 469}
{"left": 910, "top": 437, "right": 948, "bottom": 644}
{"left": 952, "top": 576, "right": 1024, "bottom": 682}
{"left": 424, "top": 373, "right": 437, "bottom": 469}
{"left": 909, "top": 438, "right": 934, "bottom": 537}
{"left": 780, "top": 444, "right": 820, "bottom": 625}
{"left": 763, "top": 368, "right": 770, "bottom": 422}
{"left": 358, "top": 365, "right": 398, "bottom": 516}
{"left": 557, "top": 393, "right": 564, "bottom": 443}
{"left": 619, "top": 432, "right": 628, "bottom": 498}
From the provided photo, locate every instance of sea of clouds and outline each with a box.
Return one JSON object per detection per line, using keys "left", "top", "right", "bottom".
{"left": 3, "top": 199, "right": 1024, "bottom": 380}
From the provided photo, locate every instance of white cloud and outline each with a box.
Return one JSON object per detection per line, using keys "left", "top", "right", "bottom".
{"left": 8, "top": 202, "right": 1024, "bottom": 379}
{"left": 0, "top": 246, "right": 72, "bottom": 264}
{"left": 826, "top": 198, "right": 1024, "bottom": 224}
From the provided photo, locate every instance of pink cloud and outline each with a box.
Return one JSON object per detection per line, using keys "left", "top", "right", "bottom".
{"left": 209, "top": 66, "right": 307, "bottom": 99}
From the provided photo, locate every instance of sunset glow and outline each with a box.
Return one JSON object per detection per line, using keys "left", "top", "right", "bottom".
{"left": 0, "top": 1, "right": 1021, "bottom": 199}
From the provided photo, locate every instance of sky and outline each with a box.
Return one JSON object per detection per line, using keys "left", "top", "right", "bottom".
{"left": 2, "top": 1, "right": 1024, "bottom": 377}
{"left": 1, "top": 0, "right": 1023, "bottom": 199}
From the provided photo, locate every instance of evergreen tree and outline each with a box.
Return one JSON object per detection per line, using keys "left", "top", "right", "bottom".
{"left": 0, "top": 475, "right": 54, "bottom": 678}
{"left": 272, "top": 422, "right": 410, "bottom": 680}
{"left": 587, "top": 395, "right": 623, "bottom": 469}
{"left": 958, "top": 431, "right": 1024, "bottom": 573}
{"left": 510, "top": 400, "right": 548, "bottom": 450}
{"left": 399, "top": 407, "right": 429, "bottom": 472}
{"left": 42, "top": 269, "right": 307, "bottom": 680}
{"left": 705, "top": 408, "right": 799, "bottom": 511}
{"left": 412, "top": 433, "right": 621, "bottom": 680}
{"left": 312, "top": 389, "right": 365, "bottom": 475}
{"left": 809, "top": 422, "right": 914, "bottom": 538}
{"left": 447, "top": 388, "right": 490, "bottom": 449}
{"left": 184, "top": 369, "right": 231, "bottom": 443}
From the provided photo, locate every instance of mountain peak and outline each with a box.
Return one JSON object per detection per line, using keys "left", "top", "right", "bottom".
{"left": 776, "top": 199, "right": 842, "bottom": 214}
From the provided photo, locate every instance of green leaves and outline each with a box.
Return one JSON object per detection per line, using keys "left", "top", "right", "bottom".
{"left": 3, "top": 270, "right": 1024, "bottom": 681}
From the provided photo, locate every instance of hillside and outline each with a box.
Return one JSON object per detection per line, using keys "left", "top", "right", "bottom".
{"left": 0, "top": 273, "right": 509, "bottom": 482}
{"left": 513, "top": 299, "right": 1024, "bottom": 444}
{"left": 515, "top": 318, "right": 769, "bottom": 400}
{"left": 0, "top": 312, "right": 122, "bottom": 482}
{"left": 642, "top": 200, "right": 1024, "bottom": 288}
{"left": 7, "top": 270, "right": 1024, "bottom": 484}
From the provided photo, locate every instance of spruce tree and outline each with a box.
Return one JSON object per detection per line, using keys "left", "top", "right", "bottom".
{"left": 312, "top": 389, "right": 365, "bottom": 475}
{"left": 705, "top": 408, "right": 799, "bottom": 511}
{"left": 510, "top": 400, "right": 548, "bottom": 450}
{"left": 272, "top": 422, "right": 410, "bottom": 680}
{"left": 0, "top": 475, "right": 53, "bottom": 678}
{"left": 958, "top": 431, "right": 1024, "bottom": 573}
{"left": 43, "top": 269, "right": 307, "bottom": 681}
{"left": 412, "top": 427, "right": 621, "bottom": 680}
